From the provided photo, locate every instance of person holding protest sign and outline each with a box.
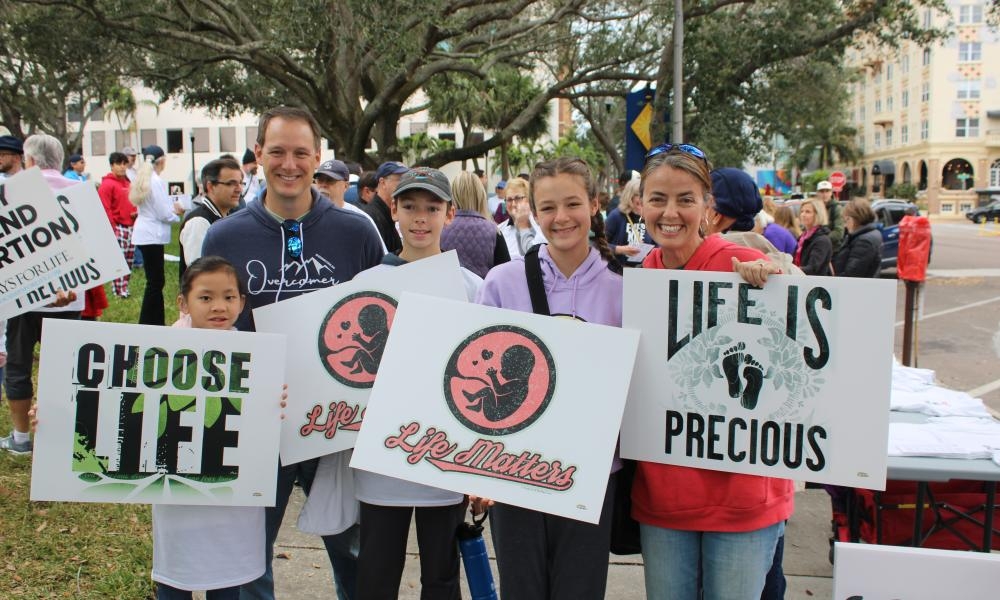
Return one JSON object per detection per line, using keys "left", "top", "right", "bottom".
{"left": 352, "top": 167, "right": 482, "bottom": 600}
{"left": 130, "top": 145, "right": 185, "bottom": 325}
{"left": 475, "top": 157, "right": 622, "bottom": 600}
{"left": 633, "top": 143, "right": 791, "bottom": 600}
{"left": 201, "top": 106, "right": 383, "bottom": 600}
{"left": 0, "top": 134, "right": 81, "bottom": 456}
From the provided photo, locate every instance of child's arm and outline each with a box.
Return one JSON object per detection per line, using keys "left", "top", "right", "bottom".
{"left": 352, "top": 330, "right": 386, "bottom": 352}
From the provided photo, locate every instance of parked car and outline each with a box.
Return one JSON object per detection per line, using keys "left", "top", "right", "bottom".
{"left": 871, "top": 199, "right": 931, "bottom": 271}
{"left": 965, "top": 201, "right": 1000, "bottom": 223}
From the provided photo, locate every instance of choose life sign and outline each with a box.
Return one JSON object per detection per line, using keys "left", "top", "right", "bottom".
{"left": 621, "top": 270, "right": 895, "bottom": 489}
{"left": 31, "top": 321, "right": 287, "bottom": 506}
{"left": 352, "top": 293, "right": 640, "bottom": 524}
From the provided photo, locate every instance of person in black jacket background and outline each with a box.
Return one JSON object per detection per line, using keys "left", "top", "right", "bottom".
{"left": 832, "top": 199, "right": 883, "bottom": 278}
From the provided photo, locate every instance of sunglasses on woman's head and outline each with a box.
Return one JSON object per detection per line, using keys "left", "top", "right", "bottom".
{"left": 645, "top": 143, "right": 708, "bottom": 163}
{"left": 283, "top": 220, "right": 302, "bottom": 259}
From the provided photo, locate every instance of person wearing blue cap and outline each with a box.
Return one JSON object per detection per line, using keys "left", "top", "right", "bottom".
{"left": 63, "top": 153, "right": 88, "bottom": 182}
{"left": 0, "top": 135, "right": 24, "bottom": 179}
{"left": 361, "top": 161, "right": 408, "bottom": 254}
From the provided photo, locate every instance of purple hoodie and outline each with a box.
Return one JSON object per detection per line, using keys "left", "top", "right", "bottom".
{"left": 477, "top": 245, "right": 622, "bottom": 326}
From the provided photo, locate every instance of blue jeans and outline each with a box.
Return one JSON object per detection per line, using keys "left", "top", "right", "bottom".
{"left": 157, "top": 583, "right": 239, "bottom": 599}
{"left": 640, "top": 521, "right": 784, "bottom": 600}
{"left": 239, "top": 459, "right": 359, "bottom": 600}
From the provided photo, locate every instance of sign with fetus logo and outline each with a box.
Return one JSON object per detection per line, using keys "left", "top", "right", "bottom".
{"left": 352, "top": 293, "right": 640, "bottom": 524}
{"left": 620, "top": 270, "right": 896, "bottom": 489}
{"left": 253, "top": 251, "right": 468, "bottom": 464}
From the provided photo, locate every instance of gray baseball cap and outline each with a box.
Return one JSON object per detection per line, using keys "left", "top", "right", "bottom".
{"left": 392, "top": 167, "right": 452, "bottom": 202}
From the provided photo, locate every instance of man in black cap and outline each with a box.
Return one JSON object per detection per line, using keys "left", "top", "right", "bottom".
{"left": 0, "top": 135, "right": 24, "bottom": 180}
{"left": 361, "top": 161, "right": 408, "bottom": 254}
{"left": 63, "top": 154, "right": 88, "bottom": 182}
{"left": 240, "top": 148, "right": 263, "bottom": 207}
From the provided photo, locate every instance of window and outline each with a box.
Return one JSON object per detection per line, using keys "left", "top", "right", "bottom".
{"left": 192, "top": 127, "right": 209, "bottom": 153}
{"left": 410, "top": 121, "right": 429, "bottom": 134}
{"left": 886, "top": 127, "right": 893, "bottom": 147}
{"left": 874, "top": 131, "right": 881, "bottom": 148}
{"left": 959, "top": 202, "right": 974, "bottom": 213}
{"left": 875, "top": 70, "right": 882, "bottom": 84}
{"left": 90, "top": 131, "right": 106, "bottom": 156}
{"left": 902, "top": 89, "right": 909, "bottom": 107}
{"left": 114, "top": 130, "right": 130, "bottom": 151}
{"left": 922, "top": 48, "right": 931, "bottom": 66}
{"left": 901, "top": 55, "right": 909, "bottom": 74}
{"left": 218, "top": 127, "right": 236, "bottom": 152}
{"left": 955, "top": 117, "right": 980, "bottom": 137}
{"left": 244, "top": 126, "right": 257, "bottom": 150}
{"left": 887, "top": 95, "right": 894, "bottom": 111}
{"left": 959, "top": 42, "right": 982, "bottom": 62}
{"left": 940, "top": 202, "right": 954, "bottom": 214}
{"left": 438, "top": 132, "right": 456, "bottom": 142}
{"left": 901, "top": 124, "right": 909, "bottom": 144}
{"left": 886, "top": 64, "right": 894, "bottom": 81}
{"left": 166, "top": 129, "right": 183, "bottom": 154}
{"left": 957, "top": 79, "right": 981, "bottom": 99}
{"left": 860, "top": 105, "right": 866, "bottom": 121}
{"left": 991, "top": 159, "right": 1000, "bottom": 188}
{"left": 140, "top": 129, "right": 157, "bottom": 148}
{"left": 923, "top": 8, "right": 932, "bottom": 28}
{"left": 921, "top": 82, "right": 930, "bottom": 102}
{"left": 959, "top": 5, "right": 983, "bottom": 24}
{"left": 875, "top": 98, "right": 882, "bottom": 113}
{"left": 921, "top": 120, "right": 929, "bottom": 140}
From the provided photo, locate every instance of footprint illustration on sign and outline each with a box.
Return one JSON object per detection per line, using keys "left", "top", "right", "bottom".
{"left": 713, "top": 342, "right": 773, "bottom": 410}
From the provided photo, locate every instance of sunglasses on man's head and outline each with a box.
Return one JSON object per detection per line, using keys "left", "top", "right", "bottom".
{"left": 283, "top": 220, "right": 302, "bottom": 259}
{"left": 645, "top": 143, "right": 708, "bottom": 163}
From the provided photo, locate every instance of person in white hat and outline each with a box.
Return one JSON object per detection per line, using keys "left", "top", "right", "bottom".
{"left": 815, "top": 181, "right": 844, "bottom": 251}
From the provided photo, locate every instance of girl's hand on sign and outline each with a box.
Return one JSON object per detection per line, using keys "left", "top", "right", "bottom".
{"left": 28, "top": 404, "right": 38, "bottom": 433}
{"left": 46, "top": 289, "right": 77, "bottom": 308}
{"left": 732, "top": 257, "right": 781, "bottom": 288}
{"left": 279, "top": 384, "right": 288, "bottom": 420}
{"left": 468, "top": 495, "right": 494, "bottom": 516}
{"left": 618, "top": 245, "right": 640, "bottom": 257}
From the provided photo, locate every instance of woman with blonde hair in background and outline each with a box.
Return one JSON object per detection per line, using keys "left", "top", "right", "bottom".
{"left": 773, "top": 205, "right": 800, "bottom": 238}
{"left": 440, "top": 171, "right": 510, "bottom": 277}
{"left": 793, "top": 197, "right": 833, "bottom": 276}
{"left": 130, "top": 145, "right": 185, "bottom": 325}
{"left": 498, "top": 177, "right": 547, "bottom": 257}
{"left": 604, "top": 178, "right": 651, "bottom": 268}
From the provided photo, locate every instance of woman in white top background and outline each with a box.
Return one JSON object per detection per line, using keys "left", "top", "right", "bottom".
{"left": 129, "top": 145, "right": 184, "bottom": 325}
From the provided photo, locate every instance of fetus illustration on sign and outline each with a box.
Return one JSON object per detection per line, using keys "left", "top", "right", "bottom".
{"left": 318, "top": 291, "right": 398, "bottom": 388}
{"left": 444, "top": 325, "right": 556, "bottom": 436}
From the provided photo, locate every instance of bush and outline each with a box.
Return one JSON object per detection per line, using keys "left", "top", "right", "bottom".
{"left": 886, "top": 182, "right": 918, "bottom": 201}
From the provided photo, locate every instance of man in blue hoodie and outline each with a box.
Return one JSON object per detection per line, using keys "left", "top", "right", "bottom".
{"left": 202, "top": 106, "right": 383, "bottom": 600}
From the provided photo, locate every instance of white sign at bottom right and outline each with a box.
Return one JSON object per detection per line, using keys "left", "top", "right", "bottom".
{"left": 833, "top": 542, "right": 1000, "bottom": 599}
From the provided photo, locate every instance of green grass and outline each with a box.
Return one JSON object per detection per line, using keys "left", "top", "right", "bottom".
{"left": 0, "top": 233, "right": 183, "bottom": 599}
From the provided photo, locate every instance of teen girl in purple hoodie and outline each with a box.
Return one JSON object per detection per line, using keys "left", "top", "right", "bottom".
{"left": 474, "top": 157, "right": 622, "bottom": 599}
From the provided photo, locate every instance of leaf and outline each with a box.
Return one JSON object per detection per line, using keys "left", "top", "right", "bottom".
{"left": 157, "top": 400, "right": 167, "bottom": 438}
{"left": 701, "top": 369, "right": 713, "bottom": 387}
{"left": 78, "top": 472, "right": 101, "bottom": 482}
{"left": 167, "top": 395, "right": 195, "bottom": 412}
{"left": 130, "top": 395, "right": 144, "bottom": 414}
{"left": 204, "top": 397, "right": 222, "bottom": 429}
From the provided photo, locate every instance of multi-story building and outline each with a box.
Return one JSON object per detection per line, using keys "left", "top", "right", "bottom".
{"left": 844, "top": 1, "right": 1000, "bottom": 216}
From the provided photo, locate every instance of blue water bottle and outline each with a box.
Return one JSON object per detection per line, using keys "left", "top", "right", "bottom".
{"left": 457, "top": 510, "right": 498, "bottom": 600}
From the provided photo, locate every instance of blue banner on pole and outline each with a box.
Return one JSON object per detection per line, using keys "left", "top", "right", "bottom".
{"left": 625, "top": 87, "right": 658, "bottom": 174}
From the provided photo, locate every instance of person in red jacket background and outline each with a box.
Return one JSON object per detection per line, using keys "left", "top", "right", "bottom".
{"left": 633, "top": 143, "right": 790, "bottom": 600}
{"left": 98, "top": 151, "right": 137, "bottom": 298}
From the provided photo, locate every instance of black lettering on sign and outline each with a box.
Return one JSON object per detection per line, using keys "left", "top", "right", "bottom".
{"left": 804, "top": 287, "right": 831, "bottom": 369}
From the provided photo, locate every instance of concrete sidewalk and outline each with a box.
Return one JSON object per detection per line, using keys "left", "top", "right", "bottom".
{"left": 271, "top": 488, "right": 834, "bottom": 599}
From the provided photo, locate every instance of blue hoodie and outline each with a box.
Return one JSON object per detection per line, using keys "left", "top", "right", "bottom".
{"left": 477, "top": 245, "right": 622, "bottom": 327}
{"left": 202, "top": 188, "right": 384, "bottom": 330}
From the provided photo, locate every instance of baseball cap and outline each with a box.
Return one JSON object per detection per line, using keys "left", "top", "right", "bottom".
{"left": 142, "top": 145, "right": 165, "bottom": 161}
{"left": 375, "top": 161, "right": 408, "bottom": 181}
{"left": 496, "top": 180, "right": 507, "bottom": 190}
{"left": 0, "top": 135, "right": 24, "bottom": 154}
{"left": 817, "top": 181, "right": 833, "bottom": 191}
{"left": 242, "top": 148, "right": 256, "bottom": 165}
{"left": 710, "top": 168, "right": 762, "bottom": 232}
{"left": 121, "top": 146, "right": 137, "bottom": 156}
{"left": 68, "top": 154, "right": 84, "bottom": 165}
{"left": 392, "top": 167, "right": 452, "bottom": 202}
{"left": 315, "top": 159, "right": 349, "bottom": 181}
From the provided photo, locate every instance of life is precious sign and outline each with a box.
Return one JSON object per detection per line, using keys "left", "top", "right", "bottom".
{"left": 0, "top": 168, "right": 89, "bottom": 307}
{"left": 620, "top": 270, "right": 895, "bottom": 489}
{"left": 0, "top": 182, "right": 129, "bottom": 318}
{"left": 30, "top": 320, "right": 287, "bottom": 506}
{"left": 351, "top": 293, "right": 640, "bottom": 524}
{"left": 253, "top": 251, "right": 468, "bottom": 465}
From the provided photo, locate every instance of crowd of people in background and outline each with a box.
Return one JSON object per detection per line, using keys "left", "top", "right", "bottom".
{"left": 0, "top": 108, "right": 889, "bottom": 600}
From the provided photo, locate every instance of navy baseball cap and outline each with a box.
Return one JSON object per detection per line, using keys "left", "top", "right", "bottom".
{"left": 316, "top": 159, "right": 349, "bottom": 181}
{"left": 0, "top": 135, "right": 23, "bottom": 154}
{"left": 375, "top": 161, "right": 408, "bottom": 181}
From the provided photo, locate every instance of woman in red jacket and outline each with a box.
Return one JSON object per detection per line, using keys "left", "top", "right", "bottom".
{"left": 634, "top": 144, "right": 792, "bottom": 600}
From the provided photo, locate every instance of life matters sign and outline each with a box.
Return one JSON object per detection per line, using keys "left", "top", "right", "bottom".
{"left": 253, "top": 251, "right": 469, "bottom": 464}
{"left": 31, "top": 320, "right": 286, "bottom": 506}
{"left": 621, "top": 270, "right": 895, "bottom": 489}
{"left": 833, "top": 543, "right": 1000, "bottom": 599}
{"left": 0, "top": 181, "right": 129, "bottom": 318}
{"left": 0, "top": 169, "right": 89, "bottom": 308}
{"left": 351, "top": 293, "right": 640, "bottom": 524}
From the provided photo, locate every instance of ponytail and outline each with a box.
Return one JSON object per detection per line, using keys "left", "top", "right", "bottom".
{"left": 590, "top": 211, "right": 622, "bottom": 274}
{"left": 129, "top": 156, "right": 155, "bottom": 207}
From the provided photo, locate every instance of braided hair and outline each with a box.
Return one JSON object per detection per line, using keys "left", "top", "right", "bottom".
{"left": 529, "top": 157, "right": 620, "bottom": 272}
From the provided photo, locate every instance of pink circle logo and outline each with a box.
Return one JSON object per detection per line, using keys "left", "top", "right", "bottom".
{"left": 318, "top": 291, "right": 397, "bottom": 388}
{"left": 443, "top": 325, "right": 556, "bottom": 435}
